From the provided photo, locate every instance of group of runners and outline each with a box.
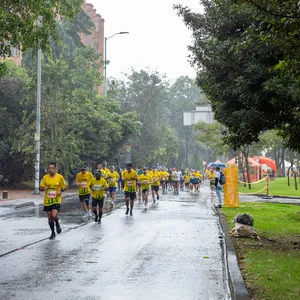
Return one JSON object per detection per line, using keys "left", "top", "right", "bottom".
{"left": 39, "top": 162, "right": 220, "bottom": 240}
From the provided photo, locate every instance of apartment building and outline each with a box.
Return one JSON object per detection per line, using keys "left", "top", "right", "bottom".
{"left": 81, "top": 1, "right": 105, "bottom": 93}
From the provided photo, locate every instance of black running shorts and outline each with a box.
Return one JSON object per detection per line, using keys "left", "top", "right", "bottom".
{"left": 44, "top": 204, "right": 61, "bottom": 212}
{"left": 92, "top": 197, "right": 104, "bottom": 208}
{"left": 124, "top": 191, "right": 136, "bottom": 200}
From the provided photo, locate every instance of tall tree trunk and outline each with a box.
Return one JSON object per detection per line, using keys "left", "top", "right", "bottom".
{"left": 292, "top": 169, "right": 298, "bottom": 190}
{"left": 240, "top": 152, "right": 247, "bottom": 188}
{"left": 280, "top": 147, "right": 286, "bottom": 177}
{"left": 287, "top": 166, "right": 291, "bottom": 186}
{"left": 244, "top": 151, "right": 251, "bottom": 190}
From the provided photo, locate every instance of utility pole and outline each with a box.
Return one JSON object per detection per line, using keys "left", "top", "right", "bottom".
{"left": 34, "top": 16, "right": 42, "bottom": 194}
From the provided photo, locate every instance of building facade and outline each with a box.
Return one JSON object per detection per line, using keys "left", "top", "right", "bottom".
{"left": 81, "top": 1, "right": 105, "bottom": 93}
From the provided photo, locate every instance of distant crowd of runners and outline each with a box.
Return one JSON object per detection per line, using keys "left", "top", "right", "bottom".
{"left": 39, "top": 162, "right": 223, "bottom": 240}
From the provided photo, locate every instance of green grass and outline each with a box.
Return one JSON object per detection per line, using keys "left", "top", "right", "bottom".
{"left": 223, "top": 202, "right": 300, "bottom": 299}
{"left": 243, "top": 249, "right": 300, "bottom": 300}
{"left": 223, "top": 202, "right": 300, "bottom": 238}
{"left": 238, "top": 177, "right": 300, "bottom": 197}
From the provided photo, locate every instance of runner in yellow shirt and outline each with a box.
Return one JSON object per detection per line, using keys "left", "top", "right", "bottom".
{"left": 106, "top": 166, "right": 120, "bottom": 205}
{"left": 90, "top": 170, "right": 109, "bottom": 223}
{"left": 97, "top": 164, "right": 107, "bottom": 179}
{"left": 39, "top": 162, "right": 68, "bottom": 240}
{"left": 184, "top": 171, "right": 191, "bottom": 192}
{"left": 208, "top": 169, "right": 216, "bottom": 193}
{"left": 150, "top": 166, "right": 161, "bottom": 203}
{"left": 138, "top": 167, "right": 152, "bottom": 208}
{"left": 76, "top": 166, "right": 94, "bottom": 218}
{"left": 205, "top": 169, "right": 210, "bottom": 180}
{"left": 192, "top": 170, "right": 202, "bottom": 194}
{"left": 122, "top": 163, "right": 138, "bottom": 216}
{"left": 160, "top": 168, "right": 169, "bottom": 194}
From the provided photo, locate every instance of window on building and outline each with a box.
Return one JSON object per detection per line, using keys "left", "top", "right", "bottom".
{"left": 94, "top": 21, "right": 99, "bottom": 31}
{"left": 10, "top": 46, "right": 20, "bottom": 56}
{"left": 86, "top": 34, "right": 91, "bottom": 45}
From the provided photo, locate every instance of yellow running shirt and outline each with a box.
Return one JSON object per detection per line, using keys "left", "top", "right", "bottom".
{"left": 138, "top": 174, "right": 152, "bottom": 190}
{"left": 90, "top": 177, "right": 109, "bottom": 199}
{"left": 208, "top": 172, "right": 215, "bottom": 182}
{"left": 160, "top": 171, "right": 169, "bottom": 181}
{"left": 150, "top": 171, "right": 161, "bottom": 186}
{"left": 106, "top": 171, "right": 120, "bottom": 187}
{"left": 98, "top": 169, "right": 107, "bottom": 179}
{"left": 192, "top": 172, "right": 202, "bottom": 179}
{"left": 40, "top": 173, "right": 67, "bottom": 206}
{"left": 184, "top": 174, "right": 191, "bottom": 183}
{"left": 122, "top": 169, "right": 138, "bottom": 192}
{"left": 76, "top": 171, "right": 94, "bottom": 195}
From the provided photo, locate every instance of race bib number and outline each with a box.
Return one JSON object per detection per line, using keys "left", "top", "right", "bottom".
{"left": 127, "top": 181, "right": 135, "bottom": 192}
{"left": 143, "top": 180, "right": 149, "bottom": 184}
{"left": 109, "top": 178, "right": 115, "bottom": 183}
{"left": 81, "top": 182, "right": 87, "bottom": 188}
{"left": 94, "top": 184, "right": 102, "bottom": 191}
{"left": 152, "top": 177, "right": 157, "bottom": 182}
{"left": 47, "top": 190, "right": 56, "bottom": 199}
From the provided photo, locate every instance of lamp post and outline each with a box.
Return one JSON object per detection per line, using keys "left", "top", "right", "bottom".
{"left": 104, "top": 31, "right": 129, "bottom": 97}
{"left": 34, "top": 16, "right": 42, "bottom": 195}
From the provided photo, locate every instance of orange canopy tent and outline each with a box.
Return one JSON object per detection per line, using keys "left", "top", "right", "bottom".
{"left": 252, "top": 156, "right": 277, "bottom": 174}
{"left": 227, "top": 155, "right": 261, "bottom": 182}
{"left": 227, "top": 157, "right": 260, "bottom": 167}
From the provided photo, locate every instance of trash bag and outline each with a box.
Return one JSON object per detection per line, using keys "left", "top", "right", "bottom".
{"left": 233, "top": 213, "right": 254, "bottom": 227}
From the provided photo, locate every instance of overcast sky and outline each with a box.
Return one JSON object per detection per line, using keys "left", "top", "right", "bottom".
{"left": 92, "top": 0, "right": 202, "bottom": 81}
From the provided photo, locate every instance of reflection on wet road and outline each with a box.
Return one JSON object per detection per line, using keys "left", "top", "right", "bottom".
{"left": 0, "top": 185, "right": 230, "bottom": 300}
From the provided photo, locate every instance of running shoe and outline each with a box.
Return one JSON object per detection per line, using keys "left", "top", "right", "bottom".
{"left": 157, "top": 194, "right": 160, "bottom": 200}
{"left": 94, "top": 215, "right": 98, "bottom": 222}
{"left": 125, "top": 207, "right": 129, "bottom": 215}
{"left": 56, "top": 224, "right": 62, "bottom": 234}
{"left": 49, "top": 233, "right": 56, "bottom": 240}
{"left": 130, "top": 211, "right": 133, "bottom": 216}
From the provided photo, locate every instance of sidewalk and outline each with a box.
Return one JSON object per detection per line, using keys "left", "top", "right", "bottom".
{"left": 0, "top": 188, "right": 78, "bottom": 209}
{"left": 0, "top": 188, "right": 124, "bottom": 209}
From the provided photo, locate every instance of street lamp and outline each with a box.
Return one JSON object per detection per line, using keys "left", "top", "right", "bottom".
{"left": 104, "top": 31, "right": 129, "bottom": 97}
{"left": 34, "top": 16, "right": 42, "bottom": 195}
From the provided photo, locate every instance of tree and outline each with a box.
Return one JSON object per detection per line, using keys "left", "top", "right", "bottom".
{"left": 0, "top": 61, "right": 31, "bottom": 184}
{"left": 175, "top": 1, "right": 300, "bottom": 151}
{"left": 0, "top": 0, "right": 83, "bottom": 76}
{"left": 194, "top": 121, "right": 230, "bottom": 161}
{"left": 111, "top": 70, "right": 211, "bottom": 168}
{"left": 114, "top": 69, "right": 174, "bottom": 166}
{"left": 168, "top": 76, "right": 208, "bottom": 167}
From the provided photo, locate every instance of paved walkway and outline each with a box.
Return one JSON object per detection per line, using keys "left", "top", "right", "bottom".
{"left": 0, "top": 188, "right": 78, "bottom": 202}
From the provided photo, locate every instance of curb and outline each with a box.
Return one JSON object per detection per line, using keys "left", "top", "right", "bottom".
{"left": 14, "top": 201, "right": 36, "bottom": 209}
{"left": 240, "top": 193, "right": 300, "bottom": 200}
{"left": 218, "top": 209, "right": 250, "bottom": 300}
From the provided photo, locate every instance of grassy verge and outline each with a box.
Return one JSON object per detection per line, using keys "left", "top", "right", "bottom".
{"left": 238, "top": 177, "right": 300, "bottom": 197}
{"left": 222, "top": 202, "right": 300, "bottom": 300}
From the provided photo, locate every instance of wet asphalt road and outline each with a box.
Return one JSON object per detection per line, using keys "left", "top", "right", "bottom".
{"left": 0, "top": 183, "right": 230, "bottom": 300}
